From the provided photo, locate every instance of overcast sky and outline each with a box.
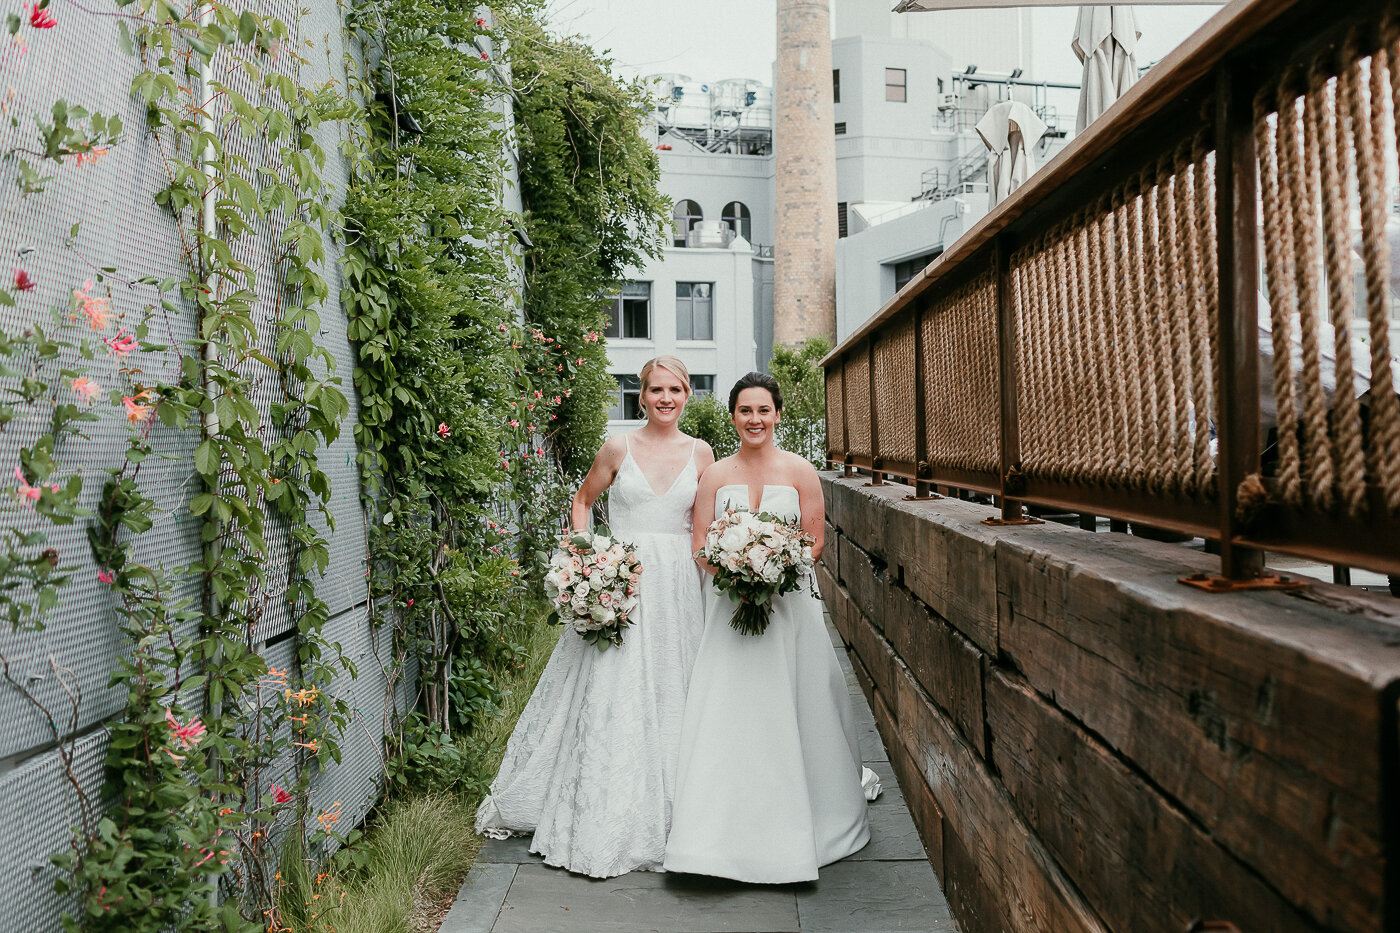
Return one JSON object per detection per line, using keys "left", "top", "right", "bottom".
{"left": 544, "top": 1, "right": 1219, "bottom": 85}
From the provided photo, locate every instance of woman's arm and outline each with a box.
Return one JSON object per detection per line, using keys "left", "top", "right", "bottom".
{"left": 569, "top": 436, "right": 625, "bottom": 530}
{"left": 691, "top": 465, "right": 722, "bottom": 575}
{"left": 792, "top": 458, "right": 826, "bottom": 563}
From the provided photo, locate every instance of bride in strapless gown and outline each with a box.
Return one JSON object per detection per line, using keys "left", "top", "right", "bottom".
{"left": 476, "top": 358, "right": 712, "bottom": 878}
{"left": 664, "top": 373, "right": 872, "bottom": 884}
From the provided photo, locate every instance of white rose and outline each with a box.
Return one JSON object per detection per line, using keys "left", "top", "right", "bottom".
{"left": 801, "top": 545, "right": 813, "bottom": 564}
{"left": 717, "top": 525, "right": 749, "bottom": 553}
{"left": 592, "top": 534, "right": 612, "bottom": 551}
{"left": 748, "top": 544, "right": 772, "bottom": 570}
{"left": 589, "top": 576, "right": 606, "bottom": 592}
{"left": 573, "top": 582, "right": 589, "bottom": 599}
{"left": 571, "top": 596, "right": 588, "bottom": 614}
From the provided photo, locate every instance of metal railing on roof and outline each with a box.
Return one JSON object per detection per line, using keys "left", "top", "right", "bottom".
{"left": 822, "top": 0, "right": 1400, "bottom": 583}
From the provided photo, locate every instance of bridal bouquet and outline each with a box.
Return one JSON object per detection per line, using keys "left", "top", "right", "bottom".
{"left": 543, "top": 528, "right": 643, "bottom": 651}
{"left": 697, "top": 508, "right": 815, "bottom": 636}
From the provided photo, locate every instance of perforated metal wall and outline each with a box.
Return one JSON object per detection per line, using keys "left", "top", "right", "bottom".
{"left": 0, "top": 2, "right": 395, "bottom": 928}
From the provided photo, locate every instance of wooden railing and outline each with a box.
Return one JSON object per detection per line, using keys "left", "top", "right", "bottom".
{"left": 823, "top": 0, "right": 1400, "bottom": 581}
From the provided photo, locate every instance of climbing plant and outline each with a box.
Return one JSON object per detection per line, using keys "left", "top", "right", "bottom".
{"left": 502, "top": 3, "right": 670, "bottom": 475}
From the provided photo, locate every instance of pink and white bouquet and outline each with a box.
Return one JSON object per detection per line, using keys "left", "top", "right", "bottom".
{"left": 697, "top": 508, "right": 815, "bottom": 636}
{"left": 543, "top": 527, "right": 643, "bottom": 651}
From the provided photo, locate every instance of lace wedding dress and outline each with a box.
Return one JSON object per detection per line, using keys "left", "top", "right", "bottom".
{"left": 475, "top": 439, "right": 705, "bottom": 878}
{"left": 663, "top": 484, "right": 872, "bottom": 883}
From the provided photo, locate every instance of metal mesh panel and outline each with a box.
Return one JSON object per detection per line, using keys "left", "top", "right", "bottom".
{"left": 0, "top": 1, "right": 380, "bottom": 924}
{"left": 874, "top": 316, "right": 917, "bottom": 464}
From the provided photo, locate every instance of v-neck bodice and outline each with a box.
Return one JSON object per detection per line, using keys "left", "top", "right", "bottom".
{"left": 608, "top": 440, "right": 699, "bottom": 538}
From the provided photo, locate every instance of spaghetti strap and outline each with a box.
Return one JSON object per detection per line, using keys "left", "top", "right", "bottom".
{"left": 624, "top": 434, "right": 632, "bottom": 456}
{"left": 689, "top": 438, "right": 698, "bottom": 463}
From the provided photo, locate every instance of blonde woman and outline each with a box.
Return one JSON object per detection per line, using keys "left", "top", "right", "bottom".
{"left": 477, "top": 356, "right": 714, "bottom": 878}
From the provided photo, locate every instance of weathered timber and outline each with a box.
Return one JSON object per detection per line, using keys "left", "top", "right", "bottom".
{"left": 893, "top": 658, "right": 1109, "bottom": 933}
{"left": 884, "top": 582, "right": 985, "bottom": 757}
{"left": 849, "top": 608, "right": 897, "bottom": 707}
{"left": 996, "top": 530, "right": 1398, "bottom": 931}
{"left": 985, "top": 669, "right": 1324, "bottom": 932}
{"left": 883, "top": 495, "right": 999, "bottom": 655}
{"left": 837, "top": 534, "right": 885, "bottom": 630}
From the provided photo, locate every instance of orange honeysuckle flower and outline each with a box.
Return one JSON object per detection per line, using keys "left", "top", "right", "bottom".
{"left": 73, "top": 280, "right": 110, "bottom": 330}
{"left": 26, "top": 3, "right": 56, "bottom": 28}
{"left": 166, "top": 708, "right": 207, "bottom": 749}
{"left": 105, "top": 330, "right": 138, "bottom": 359}
{"left": 70, "top": 376, "right": 101, "bottom": 403}
{"left": 123, "top": 390, "right": 155, "bottom": 424}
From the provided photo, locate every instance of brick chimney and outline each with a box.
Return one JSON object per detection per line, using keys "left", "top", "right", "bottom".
{"left": 774, "top": 0, "right": 838, "bottom": 346}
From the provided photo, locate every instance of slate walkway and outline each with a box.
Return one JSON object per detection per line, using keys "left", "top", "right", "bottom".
{"left": 441, "top": 622, "right": 958, "bottom": 933}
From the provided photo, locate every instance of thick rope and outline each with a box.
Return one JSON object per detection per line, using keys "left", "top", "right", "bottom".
{"left": 1051, "top": 224, "right": 1076, "bottom": 482}
{"left": 1086, "top": 205, "right": 1118, "bottom": 484}
{"left": 1159, "top": 153, "right": 1194, "bottom": 496}
{"left": 1289, "top": 71, "right": 1337, "bottom": 510}
{"left": 1134, "top": 174, "right": 1169, "bottom": 494}
{"left": 1371, "top": 39, "right": 1400, "bottom": 514}
{"left": 1074, "top": 214, "right": 1104, "bottom": 482}
{"left": 1255, "top": 85, "right": 1304, "bottom": 505}
{"left": 1188, "top": 132, "right": 1219, "bottom": 495}
{"left": 1316, "top": 59, "right": 1368, "bottom": 516}
{"left": 1113, "top": 188, "right": 1147, "bottom": 488}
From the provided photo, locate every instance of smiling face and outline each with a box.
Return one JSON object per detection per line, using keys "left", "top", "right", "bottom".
{"left": 641, "top": 364, "right": 689, "bottom": 424}
{"left": 731, "top": 386, "right": 780, "bottom": 449}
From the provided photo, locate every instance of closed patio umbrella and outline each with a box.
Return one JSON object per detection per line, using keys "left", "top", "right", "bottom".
{"left": 1073, "top": 5, "right": 1140, "bottom": 132}
{"left": 975, "top": 99, "right": 1047, "bottom": 209}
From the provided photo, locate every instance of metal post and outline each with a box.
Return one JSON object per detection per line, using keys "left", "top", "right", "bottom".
{"left": 909, "top": 302, "right": 939, "bottom": 500}
{"left": 985, "top": 235, "right": 1040, "bottom": 526}
{"left": 1213, "top": 65, "right": 1266, "bottom": 580}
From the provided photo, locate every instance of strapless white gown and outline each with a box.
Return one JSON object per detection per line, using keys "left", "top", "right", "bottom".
{"left": 475, "top": 442, "right": 705, "bottom": 878}
{"left": 663, "top": 484, "right": 871, "bottom": 883}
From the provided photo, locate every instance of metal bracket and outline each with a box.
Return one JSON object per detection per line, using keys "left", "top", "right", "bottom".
{"left": 982, "top": 516, "right": 1045, "bottom": 526}
{"left": 1178, "top": 571, "right": 1308, "bottom": 593}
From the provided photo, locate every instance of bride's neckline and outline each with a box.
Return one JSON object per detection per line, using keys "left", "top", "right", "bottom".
{"left": 716, "top": 483, "right": 796, "bottom": 513}
{"left": 623, "top": 446, "right": 695, "bottom": 499}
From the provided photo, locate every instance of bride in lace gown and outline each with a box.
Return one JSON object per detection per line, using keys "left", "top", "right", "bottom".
{"left": 664, "top": 372, "right": 873, "bottom": 883}
{"left": 475, "top": 357, "right": 713, "bottom": 878}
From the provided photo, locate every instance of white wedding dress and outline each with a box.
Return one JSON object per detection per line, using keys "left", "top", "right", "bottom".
{"left": 475, "top": 439, "right": 705, "bottom": 878}
{"left": 663, "top": 484, "right": 871, "bottom": 883}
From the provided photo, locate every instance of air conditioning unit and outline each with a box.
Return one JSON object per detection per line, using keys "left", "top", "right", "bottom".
{"left": 937, "top": 93, "right": 960, "bottom": 112}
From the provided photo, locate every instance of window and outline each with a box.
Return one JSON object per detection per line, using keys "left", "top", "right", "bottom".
{"left": 676, "top": 282, "right": 714, "bottom": 341}
{"left": 609, "top": 375, "right": 643, "bottom": 420}
{"left": 885, "top": 67, "right": 907, "bottom": 103}
{"left": 721, "top": 201, "right": 751, "bottom": 240}
{"left": 691, "top": 375, "right": 716, "bottom": 397}
{"left": 834, "top": 121, "right": 847, "bottom": 135}
{"left": 605, "top": 281, "right": 651, "bottom": 339}
{"left": 832, "top": 69, "right": 841, "bottom": 103}
{"left": 837, "top": 202, "right": 848, "bottom": 239}
{"left": 894, "top": 250, "right": 942, "bottom": 291}
{"left": 673, "top": 199, "right": 703, "bottom": 247}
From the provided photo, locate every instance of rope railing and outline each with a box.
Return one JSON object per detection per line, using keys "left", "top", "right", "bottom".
{"left": 822, "top": 0, "right": 1400, "bottom": 581}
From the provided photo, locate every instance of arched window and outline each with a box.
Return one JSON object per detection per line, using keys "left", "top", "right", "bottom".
{"left": 721, "top": 201, "right": 751, "bottom": 241}
{"left": 673, "top": 199, "right": 703, "bottom": 247}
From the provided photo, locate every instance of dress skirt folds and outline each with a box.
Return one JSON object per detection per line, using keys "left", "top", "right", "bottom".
{"left": 663, "top": 485, "right": 870, "bottom": 883}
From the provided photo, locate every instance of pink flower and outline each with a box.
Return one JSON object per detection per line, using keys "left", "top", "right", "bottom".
{"left": 498, "top": 323, "right": 508, "bottom": 332}
{"left": 97, "top": 569, "right": 115, "bottom": 584}
{"left": 26, "top": 3, "right": 56, "bottom": 28}
{"left": 476, "top": 16, "right": 486, "bottom": 26}
{"left": 165, "top": 708, "right": 206, "bottom": 749}
{"left": 70, "top": 377, "right": 100, "bottom": 403}
{"left": 480, "top": 50, "right": 489, "bottom": 60}
{"left": 437, "top": 422, "right": 450, "bottom": 438}
{"left": 552, "top": 396, "right": 561, "bottom": 404}
{"left": 73, "top": 280, "right": 110, "bottom": 330}
{"left": 123, "top": 390, "right": 155, "bottom": 424}
{"left": 500, "top": 459, "right": 509, "bottom": 469}
{"left": 405, "top": 599, "right": 414, "bottom": 607}
{"left": 72, "top": 146, "right": 107, "bottom": 167}
{"left": 105, "top": 330, "right": 138, "bottom": 359}
{"left": 508, "top": 419, "right": 519, "bottom": 427}
{"left": 12, "top": 466, "right": 40, "bottom": 506}
{"left": 13, "top": 269, "right": 33, "bottom": 291}
{"left": 270, "top": 783, "right": 293, "bottom": 804}
{"left": 534, "top": 390, "right": 543, "bottom": 399}
{"left": 576, "top": 358, "right": 584, "bottom": 365}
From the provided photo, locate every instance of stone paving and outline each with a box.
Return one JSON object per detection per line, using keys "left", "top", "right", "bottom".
{"left": 441, "top": 624, "right": 958, "bottom": 933}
